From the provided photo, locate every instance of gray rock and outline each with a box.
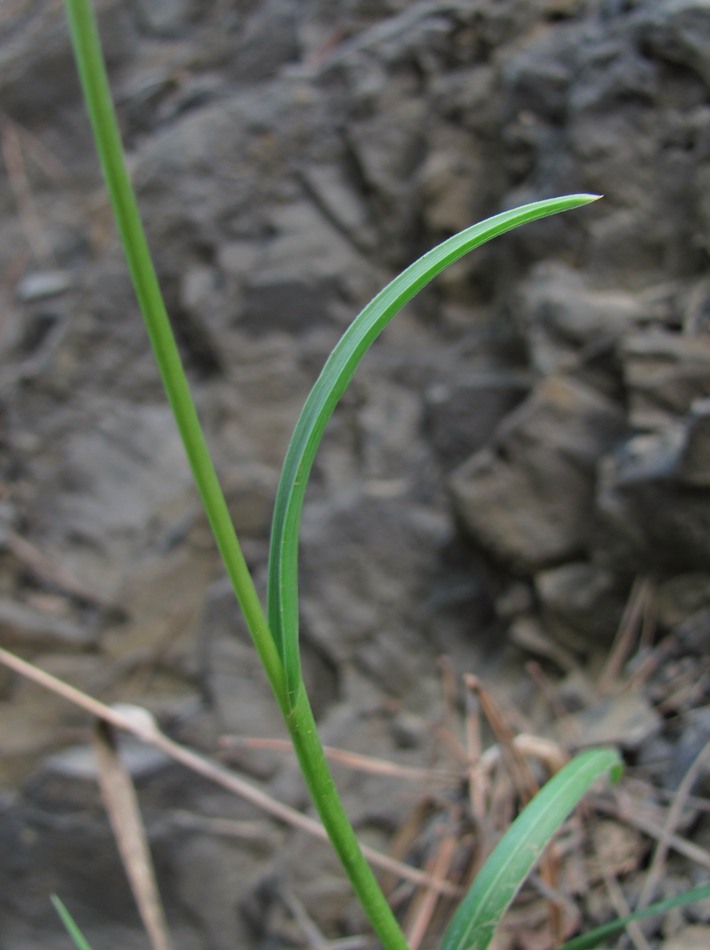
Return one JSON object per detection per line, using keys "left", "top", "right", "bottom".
{"left": 16, "top": 270, "right": 72, "bottom": 302}
{"left": 596, "top": 428, "right": 710, "bottom": 572}
{"left": 0, "top": 0, "right": 135, "bottom": 118}
{"left": 43, "top": 740, "right": 169, "bottom": 782}
{"left": 451, "top": 377, "right": 626, "bottom": 572}
{"left": 673, "top": 607, "right": 710, "bottom": 655}
{"left": 656, "top": 573, "right": 710, "bottom": 630}
{"left": 515, "top": 262, "right": 647, "bottom": 377}
{"left": 240, "top": 277, "right": 334, "bottom": 337}
{"left": 228, "top": 0, "right": 300, "bottom": 83}
{"left": 562, "top": 691, "right": 661, "bottom": 751}
{"left": 0, "top": 597, "right": 94, "bottom": 652}
{"left": 678, "top": 397, "right": 710, "bottom": 486}
{"left": 535, "top": 562, "right": 628, "bottom": 651}
{"left": 668, "top": 705, "right": 710, "bottom": 794}
{"left": 171, "top": 834, "right": 270, "bottom": 949}
{"left": 55, "top": 401, "right": 192, "bottom": 542}
{"left": 508, "top": 615, "right": 579, "bottom": 673}
{"left": 635, "top": 0, "right": 710, "bottom": 90}
{"left": 197, "top": 577, "right": 290, "bottom": 780}
{"left": 132, "top": 0, "right": 202, "bottom": 37}
{"left": 298, "top": 163, "right": 379, "bottom": 254}
{"left": 298, "top": 490, "right": 451, "bottom": 699}
{"left": 425, "top": 369, "right": 530, "bottom": 469}
{"left": 418, "top": 137, "right": 486, "bottom": 235}
{"left": 621, "top": 331, "right": 710, "bottom": 431}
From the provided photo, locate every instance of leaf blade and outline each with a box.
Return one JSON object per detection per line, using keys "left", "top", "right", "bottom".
{"left": 267, "top": 194, "right": 601, "bottom": 691}
{"left": 440, "top": 747, "right": 622, "bottom": 950}
{"left": 51, "top": 896, "right": 94, "bottom": 950}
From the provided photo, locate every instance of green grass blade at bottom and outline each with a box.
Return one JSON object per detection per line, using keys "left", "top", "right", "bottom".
{"left": 51, "top": 896, "right": 94, "bottom": 950}
{"left": 560, "top": 882, "right": 710, "bottom": 950}
{"left": 440, "top": 748, "right": 622, "bottom": 950}
{"left": 267, "top": 194, "right": 601, "bottom": 695}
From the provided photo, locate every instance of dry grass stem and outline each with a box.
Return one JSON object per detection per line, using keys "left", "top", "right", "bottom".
{"left": 92, "top": 720, "right": 173, "bottom": 950}
{"left": 635, "top": 740, "right": 710, "bottom": 910}
{"left": 0, "top": 646, "right": 460, "bottom": 897}
{"left": 598, "top": 578, "right": 653, "bottom": 695}
{"left": 594, "top": 795, "right": 710, "bottom": 871}
{"left": 603, "top": 869, "right": 652, "bottom": 950}
{"left": 405, "top": 832, "right": 458, "bottom": 950}
{"left": 1, "top": 120, "right": 55, "bottom": 265}
{"left": 464, "top": 682, "right": 487, "bottom": 827}
{"left": 221, "top": 736, "right": 459, "bottom": 784}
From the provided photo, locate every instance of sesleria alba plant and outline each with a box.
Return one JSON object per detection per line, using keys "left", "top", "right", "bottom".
{"left": 46, "top": 1, "right": 658, "bottom": 947}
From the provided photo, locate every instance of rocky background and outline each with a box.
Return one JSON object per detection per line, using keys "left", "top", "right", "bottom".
{"left": 0, "top": 0, "right": 709, "bottom": 947}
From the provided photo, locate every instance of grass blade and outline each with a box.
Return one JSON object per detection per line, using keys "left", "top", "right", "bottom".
{"left": 61, "top": 2, "right": 405, "bottom": 942}
{"left": 51, "top": 896, "right": 94, "bottom": 950}
{"left": 63, "top": 0, "right": 286, "bottom": 708}
{"left": 267, "top": 194, "right": 601, "bottom": 694}
{"left": 440, "top": 747, "right": 622, "bottom": 950}
{"left": 560, "top": 882, "right": 710, "bottom": 950}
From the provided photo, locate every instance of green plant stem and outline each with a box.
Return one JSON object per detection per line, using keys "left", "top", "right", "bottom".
{"left": 63, "top": 0, "right": 285, "bottom": 706}
{"left": 287, "top": 684, "right": 410, "bottom": 949}
{"left": 63, "top": 2, "right": 410, "bottom": 946}
{"left": 51, "top": 896, "right": 94, "bottom": 950}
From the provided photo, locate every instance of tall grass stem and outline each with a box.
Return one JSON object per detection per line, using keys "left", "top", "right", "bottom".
{"left": 63, "top": 2, "right": 410, "bottom": 945}
{"left": 63, "top": 0, "right": 285, "bottom": 706}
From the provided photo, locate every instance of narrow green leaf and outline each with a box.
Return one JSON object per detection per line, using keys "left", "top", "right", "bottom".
{"left": 61, "top": 2, "right": 404, "bottom": 943}
{"left": 267, "top": 194, "right": 601, "bottom": 694}
{"left": 561, "top": 882, "right": 710, "bottom": 950}
{"left": 440, "top": 748, "right": 622, "bottom": 950}
{"left": 63, "top": 0, "right": 286, "bottom": 708}
{"left": 51, "top": 896, "right": 94, "bottom": 950}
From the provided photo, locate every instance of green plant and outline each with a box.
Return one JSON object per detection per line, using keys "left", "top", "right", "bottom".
{"left": 51, "top": 896, "right": 93, "bottom": 950}
{"left": 44, "top": 1, "right": 710, "bottom": 947}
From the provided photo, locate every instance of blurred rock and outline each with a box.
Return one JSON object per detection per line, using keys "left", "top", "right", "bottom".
{"left": 678, "top": 397, "right": 710, "bottom": 486}
{"left": 666, "top": 705, "right": 710, "bottom": 794}
{"left": 662, "top": 925, "right": 710, "bottom": 950}
{"left": 673, "top": 607, "right": 710, "bottom": 655}
{"left": 621, "top": 331, "right": 710, "bottom": 430}
{"left": 42, "top": 740, "right": 170, "bottom": 785}
{"left": 597, "top": 427, "right": 710, "bottom": 572}
{"left": 16, "top": 270, "right": 72, "bottom": 302}
{"left": 132, "top": 0, "right": 203, "bottom": 37}
{"left": 562, "top": 691, "right": 661, "bottom": 751}
{"left": 227, "top": 0, "right": 299, "bottom": 84}
{"left": 0, "top": 597, "right": 95, "bottom": 652}
{"left": 450, "top": 377, "right": 626, "bottom": 572}
{"left": 0, "top": 0, "right": 134, "bottom": 118}
{"left": 425, "top": 369, "right": 530, "bottom": 469}
{"left": 535, "top": 562, "right": 628, "bottom": 651}
{"left": 515, "top": 262, "right": 647, "bottom": 379}
{"left": 656, "top": 573, "right": 710, "bottom": 629}
{"left": 197, "top": 577, "right": 291, "bottom": 780}
{"left": 298, "top": 491, "right": 451, "bottom": 700}
{"left": 637, "top": 0, "right": 710, "bottom": 89}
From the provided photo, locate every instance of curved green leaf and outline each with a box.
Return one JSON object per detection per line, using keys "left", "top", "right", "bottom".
{"left": 267, "top": 194, "right": 601, "bottom": 694}
{"left": 440, "top": 747, "right": 622, "bottom": 950}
